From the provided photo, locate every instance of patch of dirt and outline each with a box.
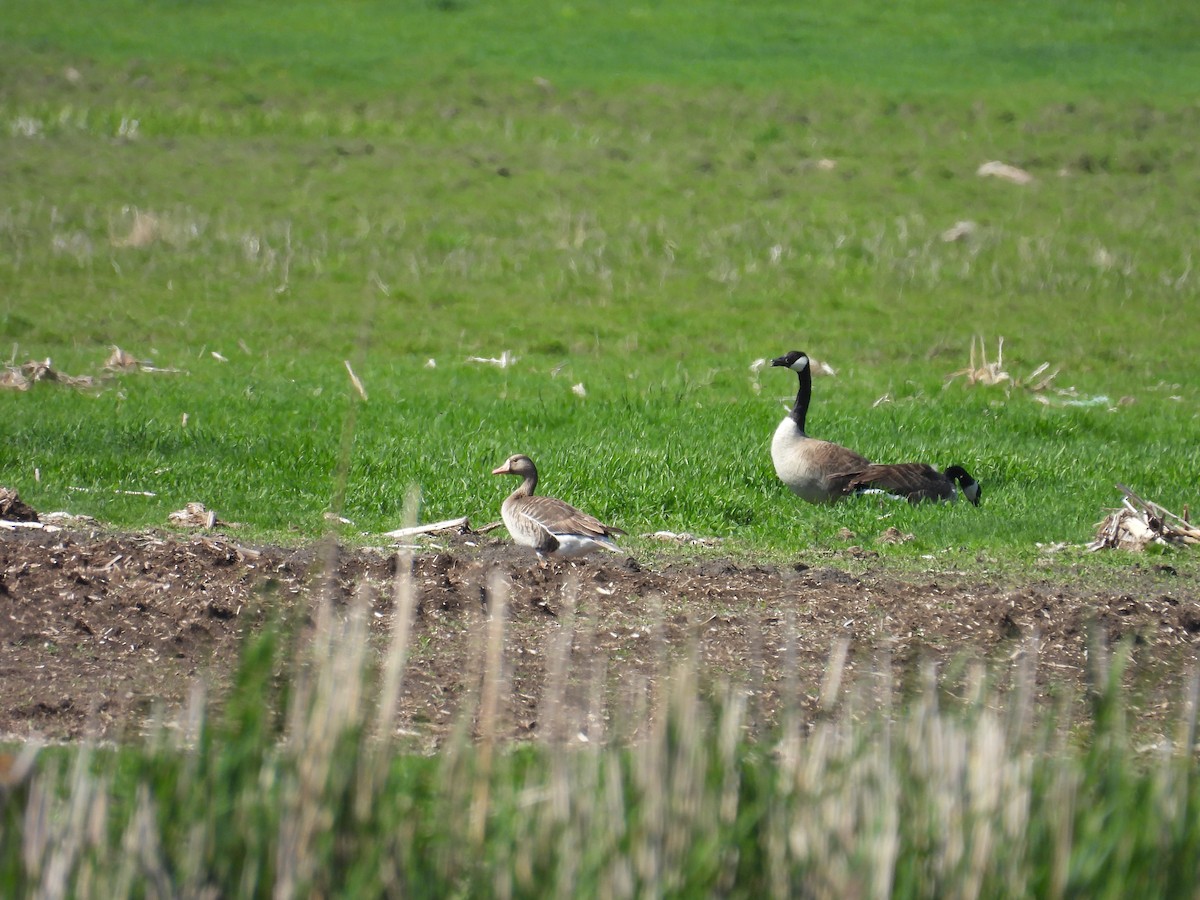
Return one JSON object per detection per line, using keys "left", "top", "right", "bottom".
{"left": 1, "top": 528, "right": 1198, "bottom": 745}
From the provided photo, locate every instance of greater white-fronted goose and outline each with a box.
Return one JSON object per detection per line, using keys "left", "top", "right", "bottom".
{"left": 839, "top": 463, "right": 982, "bottom": 506}
{"left": 770, "top": 350, "right": 873, "bottom": 504}
{"left": 492, "top": 454, "right": 625, "bottom": 557}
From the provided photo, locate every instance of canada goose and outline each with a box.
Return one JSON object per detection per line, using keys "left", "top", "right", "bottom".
{"left": 841, "top": 463, "right": 982, "bottom": 506}
{"left": 492, "top": 454, "right": 625, "bottom": 557}
{"left": 770, "top": 350, "right": 873, "bottom": 504}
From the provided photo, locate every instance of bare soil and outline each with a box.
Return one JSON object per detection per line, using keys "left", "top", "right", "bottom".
{"left": 2, "top": 526, "right": 1199, "bottom": 746}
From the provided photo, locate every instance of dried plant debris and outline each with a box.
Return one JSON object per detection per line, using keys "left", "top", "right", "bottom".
{"left": 0, "top": 358, "right": 98, "bottom": 391}
{"left": 641, "top": 531, "right": 724, "bottom": 547}
{"left": 940, "top": 220, "right": 979, "bottom": 242}
{"left": 344, "top": 360, "right": 368, "bottom": 401}
{"left": 809, "top": 357, "right": 837, "bottom": 377}
{"left": 946, "top": 336, "right": 1015, "bottom": 387}
{"left": 876, "top": 527, "right": 914, "bottom": 545}
{"left": 169, "top": 502, "right": 220, "bottom": 530}
{"left": 384, "top": 517, "right": 472, "bottom": 540}
{"left": 0, "top": 367, "right": 27, "bottom": 390}
{"left": 105, "top": 345, "right": 143, "bottom": 371}
{"left": 110, "top": 207, "right": 199, "bottom": 249}
{"left": 748, "top": 357, "right": 768, "bottom": 393}
{"left": 105, "top": 345, "right": 182, "bottom": 374}
{"left": 0, "top": 488, "right": 39, "bottom": 522}
{"left": 466, "top": 350, "right": 517, "bottom": 368}
{"left": 1087, "top": 484, "right": 1199, "bottom": 552}
{"left": 111, "top": 209, "right": 163, "bottom": 248}
{"left": 0, "top": 490, "right": 61, "bottom": 533}
{"left": 41, "top": 511, "right": 99, "bottom": 528}
{"left": 1031, "top": 388, "right": 1134, "bottom": 411}
{"left": 0, "top": 520, "right": 62, "bottom": 533}
{"left": 976, "top": 160, "right": 1034, "bottom": 185}
{"left": 945, "top": 336, "right": 1122, "bottom": 408}
{"left": 3, "top": 347, "right": 181, "bottom": 393}
{"left": 69, "top": 486, "right": 156, "bottom": 498}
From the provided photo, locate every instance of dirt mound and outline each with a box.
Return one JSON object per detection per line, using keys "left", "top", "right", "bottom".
{"left": 1, "top": 529, "right": 1197, "bottom": 743}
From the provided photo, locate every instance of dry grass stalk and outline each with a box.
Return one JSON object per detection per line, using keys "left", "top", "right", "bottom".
{"left": 383, "top": 516, "right": 470, "bottom": 540}
{"left": 537, "top": 579, "right": 579, "bottom": 745}
{"left": 945, "top": 336, "right": 1123, "bottom": 410}
{"left": 810, "top": 357, "right": 836, "bottom": 377}
{"left": 371, "top": 550, "right": 417, "bottom": 743}
{"left": 946, "top": 336, "right": 1083, "bottom": 402}
{"left": 0, "top": 742, "right": 39, "bottom": 790}
{"left": 343, "top": 359, "right": 368, "bottom": 401}
{"left": 277, "top": 580, "right": 374, "bottom": 898}
{"left": 1087, "top": 484, "right": 1200, "bottom": 552}
{"left": 467, "top": 350, "right": 517, "bottom": 368}
{"left": 111, "top": 209, "right": 161, "bottom": 248}
{"left": 0, "top": 521, "right": 57, "bottom": 533}
{"left": 469, "top": 570, "right": 510, "bottom": 845}
{"left": 977, "top": 160, "right": 1034, "bottom": 185}
{"left": 946, "top": 335, "right": 1013, "bottom": 387}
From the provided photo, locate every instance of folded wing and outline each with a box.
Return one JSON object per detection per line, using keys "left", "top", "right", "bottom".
{"left": 517, "top": 495, "right": 620, "bottom": 537}
{"left": 840, "top": 463, "right": 958, "bottom": 504}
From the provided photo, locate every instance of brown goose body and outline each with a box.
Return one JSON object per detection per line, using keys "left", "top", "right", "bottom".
{"left": 770, "top": 350, "right": 872, "bottom": 504}
{"left": 840, "top": 463, "right": 981, "bottom": 506}
{"left": 492, "top": 454, "right": 625, "bottom": 556}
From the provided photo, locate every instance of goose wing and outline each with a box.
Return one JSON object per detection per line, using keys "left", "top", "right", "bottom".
{"left": 816, "top": 442, "right": 873, "bottom": 471}
{"left": 813, "top": 442, "right": 874, "bottom": 496}
{"left": 840, "top": 463, "right": 955, "bottom": 503}
{"left": 511, "top": 495, "right": 624, "bottom": 541}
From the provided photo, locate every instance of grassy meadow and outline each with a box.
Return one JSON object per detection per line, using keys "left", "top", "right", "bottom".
{"left": 2, "top": 0, "right": 1199, "bottom": 569}
{"left": 4, "top": 2, "right": 1200, "bottom": 896}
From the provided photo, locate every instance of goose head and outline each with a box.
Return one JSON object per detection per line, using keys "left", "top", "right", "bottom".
{"left": 492, "top": 454, "right": 537, "bottom": 479}
{"left": 771, "top": 350, "right": 810, "bottom": 372}
{"left": 771, "top": 349, "right": 815, "bottom": 434}
{"left": 944, "top": 465, "right": 981, "bottom": 506}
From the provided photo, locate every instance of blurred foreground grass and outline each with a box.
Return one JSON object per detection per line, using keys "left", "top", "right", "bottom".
{"left": 4, "top": 565, "right": 1199, "bottom": 896}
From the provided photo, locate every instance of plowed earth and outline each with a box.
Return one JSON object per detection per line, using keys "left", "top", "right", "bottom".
{"left": 2, "top": 526, "right": 1198, "bottom": 746}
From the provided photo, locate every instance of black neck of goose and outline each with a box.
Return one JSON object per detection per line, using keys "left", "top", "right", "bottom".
{"left": 789, "top": 365, "right": 811, "bottom": 432}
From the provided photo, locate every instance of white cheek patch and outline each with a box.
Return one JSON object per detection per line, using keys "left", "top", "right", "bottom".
{"left": 792, "top": 356, "right": 809, "bottom": 372}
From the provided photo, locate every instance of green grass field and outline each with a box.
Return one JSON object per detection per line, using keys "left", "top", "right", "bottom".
{"left": 4, "top": 3, "right": 1200, "bottom": 894}
{"left": 4, "top": 0, "right": 1200, "bottom": 569}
